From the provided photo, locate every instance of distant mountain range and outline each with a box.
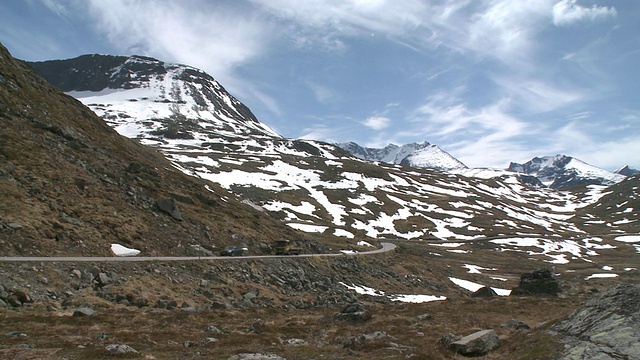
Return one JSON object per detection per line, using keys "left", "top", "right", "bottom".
{"left": 25, "top": 53, "right": 640, "bottom": 243}
{"left": 336, "top": 142, "right": 467, "bottom": 171}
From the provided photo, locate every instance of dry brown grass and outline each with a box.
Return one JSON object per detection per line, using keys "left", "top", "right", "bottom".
{"left": 0, "top": 293, "right": 584, "bottom": 359}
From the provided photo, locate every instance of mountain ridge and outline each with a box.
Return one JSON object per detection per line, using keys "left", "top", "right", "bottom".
{"left": 25, "top": 53, "right": 639, "bottom": 244}
{"left": 336, "top": 141, "right": 467, "bottom": 171}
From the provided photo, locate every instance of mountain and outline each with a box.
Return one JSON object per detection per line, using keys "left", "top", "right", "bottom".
{"left": 1, "top": 45, "right": 298, "bottom": 257}
{"left": 507, "top": 155, "right": 625, "bottom": 190}
{"left": 337, "top": 141, "right": 467, "bottom": 171}
{"left": 28, "top": 54, "right": 279, "bottom": 140}
{"left": 27, "top": 54, "right": 639, "bottom": 244}
{"left": 616, "top": 165, "right": 640, "bottom": 177}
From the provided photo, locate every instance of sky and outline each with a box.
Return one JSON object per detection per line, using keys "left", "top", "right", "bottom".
{"left": 1, "top": 0, "right": 639, "bottom": 170}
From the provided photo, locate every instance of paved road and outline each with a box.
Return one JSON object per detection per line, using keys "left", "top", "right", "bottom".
{"left": 0, "top": 242, "right": 397, "bottom": 262}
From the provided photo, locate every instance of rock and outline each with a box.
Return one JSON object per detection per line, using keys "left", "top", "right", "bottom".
{"left": 551, "top": 283, "right": 640, "bottom": 359}
{"left": 0, "top": 284, "right": 8, "bottom": 300}
{"left": 227, "top": 354, "right": 286, "bottom": 360}
{"left": 105, "top": 344, "right": 138, "bottom": 354}
{"left": 438, "top": 332, "right": 460, "bottom": 347}
{"left": 89, "top": 266, "right": 101, "bottom": 279}
{"left": 343, "top": 331, "right": 387, "bottom": 348}
{"left": 156, "top": 198, "right": 183, "bottom": 221}
{"left": 98, "top": 273, "right": 111, "bottom": 285}
{"left": 7, "top": 222, "right": 22, "bottom": 230}
{"left": 15, "top": 290, "right": 32, "bottom": 304}
{"left": 511, "top": 268, "right": 560, "bottom": 296}
{"left": 73, "top": 308, "right": 97, "bottom": 317}
{"left": 417, "top": 313, "right": 434, "bottom": 321}
{"left": 471, "top": 286, "right": 498, "bottom": 298}
{"left": 501, "top": 319, "right": 531, "bottom": 330}
{"left": 243, "top": 288, "right": 259, "bottom": 301}
{"left": 334, "top": 303, "right": 372, "bottom": 322}
{"left": 5, "top": 331, "right": 28, "bottom": 338}
{"left": 204, "top": 325, "right": 224, "bottom": 334}
{"left": 286, "top": 338, "right": 308, "bottom": 346}
{"left": 450, "top": 329, "right": 500, "bottom": 356}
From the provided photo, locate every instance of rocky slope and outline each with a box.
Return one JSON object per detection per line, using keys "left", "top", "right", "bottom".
{"left": 0, "top": 43, "right": 302, "bottom": 258}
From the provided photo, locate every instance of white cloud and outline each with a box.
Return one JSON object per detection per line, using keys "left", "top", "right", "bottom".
{"left": 40, "top": 0, "right": 69, "bottom": 18}
{"left": 363, "top": 116, "right": 391, "bottom": 130}
{"left": 466, "top": 0, "right": 553, "bottom": 64}
{"left": 84, "top": 0, "right": 272, "bottom": 93}
{"left": 553, "top": 0, "right": 617, "bottom": 27}
{"left": 493, "top": 76, "right": 584, "bottom": 113}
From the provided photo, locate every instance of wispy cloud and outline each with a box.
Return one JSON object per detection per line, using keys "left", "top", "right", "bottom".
{"left": 304, "top": 80, "right": 337, "bottom": 105}
{"left": 84, "top": 0, "right": 272, "bottom": 94}
{"left": 362, "top": 116, "right": 391, "bottom": 130}
{"left": 40, "top": 0, "right": 69, "bottom": 18}
{"left": 552, "top": 0, "right": 617, "bottom": 27}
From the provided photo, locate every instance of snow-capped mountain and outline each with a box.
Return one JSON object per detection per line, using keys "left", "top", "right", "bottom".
{"left": 336, "top": 141, "right": 467, "bottom": 171}
{"left": 507, "top": 155, "right": 625, "bottom": 190}
{"left": 28, "top": 55, "right": 639, "bottom": 245}
{"left": 28, "top": 54, "right": 279, "bottom": 140}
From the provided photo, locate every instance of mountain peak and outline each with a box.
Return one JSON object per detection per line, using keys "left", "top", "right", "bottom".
{"left": 29, "top": 54, "right": 280, "bottom": 139}
{"left": 616, "top": 165, "right": 640, "bottom": 176}
{"left": 336, "top": 141, "right": 466, "bottom": 171}
{"left": 508, "top": 155, "right": 625, "bottom": 189}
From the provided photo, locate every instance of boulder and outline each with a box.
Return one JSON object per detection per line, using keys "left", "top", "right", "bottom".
{"left": 334, "top": 303, "right": 371, "bottom": 322}
{"left": 73, "top": 308, "right": 97, "bottom": 317}
{"left": 511, "top": 268, "right": 560, "bottom": 296}
{"left": 501, "top": 319, "right": 531, "bottom": 330}
{"left": 105, "top": 344, "right": 138, "bottom": 354}
{"left": 450, "top": 329, "right": 500, "bottom": 356}
{"left": 471, "top": 286, "right": 498, "bottom": 298}
{"left": 156, "top": 198, "right": 183, "bottom": 221}
{"left": 551, "top": 283, "right": 640, "bottom": 359}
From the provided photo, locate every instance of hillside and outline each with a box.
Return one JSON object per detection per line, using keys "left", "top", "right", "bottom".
{"left": 0, "top": 45, "right": 300, "bottom": 258}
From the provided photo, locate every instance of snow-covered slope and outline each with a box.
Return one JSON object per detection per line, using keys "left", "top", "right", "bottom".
{"left": 508, "top": 155, "right": 625, "bottom": 189}
{"left": 337, "top": 142, "right": 467, "bottom": 171}
{"left": 29, "top": 55, "right": 279, "bottom": 140}
{"left": 29, "top": 55, "right": 639, "bottom": 245}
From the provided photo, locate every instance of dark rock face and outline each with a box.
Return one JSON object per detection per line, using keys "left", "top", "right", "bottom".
{"left": 552, "top": 283, "right": 640, "bottom": 359}
{"left": 511, "top": 268, "right": 560, "bottom": 296}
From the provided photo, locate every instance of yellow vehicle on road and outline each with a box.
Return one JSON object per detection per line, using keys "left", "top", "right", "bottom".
{"left": 272, "top": 240, "right": 302, "bottom": 255}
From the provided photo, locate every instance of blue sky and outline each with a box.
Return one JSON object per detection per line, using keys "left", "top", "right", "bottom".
{"left": 1, "top": 0, "right": 638, "bottom": 170}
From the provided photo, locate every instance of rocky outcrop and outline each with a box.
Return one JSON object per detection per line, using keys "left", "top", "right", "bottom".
{"left": 551, "top": 283, "right": 640, "bottom": 359}
{"left": 511, "top": 268, "right": 560, "bottom": 296}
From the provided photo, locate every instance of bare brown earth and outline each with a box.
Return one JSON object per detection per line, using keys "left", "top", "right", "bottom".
{"left": 1, "top": 239, "right": 639, "bottom": 359}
